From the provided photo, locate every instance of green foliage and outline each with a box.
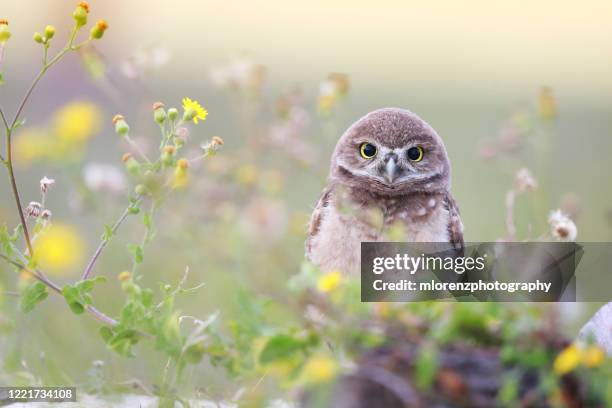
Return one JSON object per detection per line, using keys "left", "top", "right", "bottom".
{"left": 20, "top": 281, "right": 48, "bottom": 313}
{"left": 259, "top": 334, "right": 307, "bottom": 364}
{"left": 62, "top": 277, "right": 106, "bottom": 315}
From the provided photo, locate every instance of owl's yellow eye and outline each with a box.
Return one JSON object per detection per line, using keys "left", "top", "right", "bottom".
{"left": 360, "top": 143, "right": 377, "bottom": 159}
{"left": 406, "top": 146, "right": 424, "bottom": 162}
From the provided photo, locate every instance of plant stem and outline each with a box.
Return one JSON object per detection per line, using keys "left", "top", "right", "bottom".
{"left": 2, "top": 27, "right": 81, "bottom": 263}
{"left": 0, "top": 253, "right": 118, "bottom": 326}
{"left": 81, "top": 198, "right": 141, "bottom": 281}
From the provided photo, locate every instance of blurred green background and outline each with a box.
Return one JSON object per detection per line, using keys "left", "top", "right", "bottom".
{"left": 1, "top": 0, "right": 611, "bottom": 396}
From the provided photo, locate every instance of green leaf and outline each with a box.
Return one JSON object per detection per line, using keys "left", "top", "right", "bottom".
{"left": 20, "top": 281, "right": 49, "bottom": 313}
{"left": 62, "top": 285, "right": 84, "bottom": 314}
{"left": 414, "top": 343, "right": 439, "bottom": 389}
{"left": 259, "top": 334, "right": 305, "bottom": 364}
{"left": 0, "top": 224, "right": 21, "bottom": 259}
{"left": 102, "top": 224, "right": 114, "bottom": 242}
{"left": 128, "top": 244, "right": 143, "bottom": 264}
{"left": 99, "top": 326, "right": 114, "bottom": 343}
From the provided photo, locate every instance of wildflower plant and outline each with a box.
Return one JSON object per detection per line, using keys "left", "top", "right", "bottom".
{"left": 0, "top": 3, "right": 223, "bottom": 405}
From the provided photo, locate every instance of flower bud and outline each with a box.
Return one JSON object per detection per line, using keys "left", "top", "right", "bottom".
{"left": 173, "top": 159, "right": 189, "bottom": 188}
{"left": 152, "top": 102, "right": 167, "bottom": 124}
{"left": 44, "top": 25, "right": 56, "bottom": 40}
{"left": 122, "top": 153, "right": 140, "bottom": 174}
{"left": 177, "top": 158, "right": 189, "bottom": 170}
{"left": 134, "top": 184, "right": 148, "bottom": 196}
{"left": 90, "top": 19, "right": 108, "bottom": 40}
{"left": 173, "top": 136, "right": 185, "bottom": 148}
{"left": 118, "top": 271, "right": 131, "bottom": 281}
{"left": 40, "top": 176, "right": 56, "bottom": 194}
{"left": 161, "top": 146, "right": 176, "bottom": 166}
{"left": 41, "top": 209, "right": 52, "bottom": 221}
{"left": 33, "top": 32, "right": 44, "bottom": 44}
{"left": 183, "top": 108, "right": 196, "bottom": 122}
{"left": 167, "top": 108, "right": 178, "bottom": 121}
{"left": 73, "top": 2, "right": 89, "bottom": 27}
{"left": 0, "top": 20, "right": 11, "bottom": 43}
{"left": 112, "top": 114, "right": 129, "bottom": 136}
{"left": 211, "top": 136, "right": 224, "bottom": 148}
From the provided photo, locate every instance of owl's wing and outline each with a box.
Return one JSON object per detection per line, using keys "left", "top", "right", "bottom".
{"left": 305, "top": 185, "right": 333, "bottom": 259}
{"left": 444, "top": 193, "right": 464, "bottom": 250}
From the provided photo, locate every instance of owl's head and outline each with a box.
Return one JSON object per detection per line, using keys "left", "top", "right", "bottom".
{"left": 330, "top": 108, "right": 451, "bottom": 196}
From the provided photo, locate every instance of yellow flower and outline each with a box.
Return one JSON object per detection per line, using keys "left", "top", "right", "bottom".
{"left": 299, "top": 355, "right": 338, "bottom": 385}
{"left": 582, "top": 345, "right": 605, "bottom": 368}
{"left": 53, "top": 101, "right": 102, "bottom": 143}
{"left": 33, "top": 223, "right": 84, "bottom": 275}
{"left": 317, "top": 270, "right": 342, "bottom": 293}
{"left": 117, "top": 271, "right": 131, "bottom": 281}
{"left": 182, "top": 97, "right": 208, "bottom": 124}
{"left": 13, "top": 128, "right": 54, "bottom": 164}
{"left": 553, "top": 344, "right": 582, "bottom": 375}
{"left": 538, "top": 86, "right": 556, "bottom": 120}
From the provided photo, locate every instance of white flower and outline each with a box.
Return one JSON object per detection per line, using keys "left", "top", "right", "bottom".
{"left": 548, "top": 209, "right": 577, "bottom": 241}
{"left": 40, "top": 176, "right": 56, "bottom": 194}
{"left": 83, "top": 163, "right": 126, "bottom": 194}
{"left": 25, "top": 201, "right": 43, "bottom": 218}
{"left": 514, "top": 168, "right": 537, "bottom": 193}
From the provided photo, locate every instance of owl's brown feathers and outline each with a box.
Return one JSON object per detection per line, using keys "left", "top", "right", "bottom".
{"left": 306, "top": 108, "right": 463, "bottom": 274}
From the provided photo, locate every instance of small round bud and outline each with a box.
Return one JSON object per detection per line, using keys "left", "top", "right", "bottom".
{"left": 72, "top": 5, "right": 88, "bottom": 28}
{"left": 121, "top": 153, "right": 133, "bottom": 163}
{"left": 112, "top": 114, "right": 129, "bottom": 136}
{"left": 134, "top": 184, "right": 148, "bottom": 196}
{"left": 167, "top": 108, "right": 178, "bottom": 121}
{"left": 41, "top": 209, "right": 52, "bottom": 221}
{"left": 44, "top": 25, "right": 56, "bottom": 39}
{"left": 211, "top": 136, "right": 224, "bottom": 147}
{"left": 33, "top": 32, "right": 44, "bottom": 44}
{"left": 90, "top": 19, "right": 108, "bottom": 40}
{"left": 174, "top": 136, "right": 185, "bottom": 148}
{"left": 152, "top": 102, "right": 167, "bottom": 124}
{"left": 0, "top": 20, "right": 11, "bottom": 43}
{"left": 183, "top": 108, "right": 196, "bottom": 122}
{"left": 118, "top": 271, "right": 131, "bottom": 281}
{"left": 161, "top": 146, "right": 176, "bottom": 166}
{"left": 177, "top": 158, "right": 189, "bottom": 169}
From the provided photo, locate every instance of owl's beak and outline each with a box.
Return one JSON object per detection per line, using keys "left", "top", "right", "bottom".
{"left": 383, "top": 157, "right": 399, "bottom": 184}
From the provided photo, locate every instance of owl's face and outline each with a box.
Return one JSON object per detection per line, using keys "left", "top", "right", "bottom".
{"left": 330, "top": 108, "right": 451, "bottom": 196}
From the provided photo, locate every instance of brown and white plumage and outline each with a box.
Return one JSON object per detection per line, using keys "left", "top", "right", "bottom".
{"left": 306, "top": 108, "right": 463, "bottom": 275}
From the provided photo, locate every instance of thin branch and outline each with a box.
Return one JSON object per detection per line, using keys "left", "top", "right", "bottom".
{"left": 9, "top": 26, "right": 79, "bottom": 129}
{"left": 0, "top": 253, "right": 118, "bottom": 326}
{"left": 81, "top": 198, "right": 141, "bottom": 281}
{"left": 2, "top": 27, "right": 83, "bottom": 272}
{"left": 5, "top": 133, "right": 34, "bottom": 256}
{"left": 0, "top": 107, "right": 8, "bottom": 133}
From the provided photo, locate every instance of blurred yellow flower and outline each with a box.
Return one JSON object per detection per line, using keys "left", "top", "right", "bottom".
{"left": 118, "top": 271, "right": 131, "bottom": 281}
{"left": 582, "top": 345, "right": 605, "bottom": 368}
{"left": 53, "top": 101, "right": 102, "bottom": 143}
{"left": 317, "top": 270, "right": 342, "bottom": 293}
{"left": 553, "top": 344, "right": 582, "bottom": 375}
{"left": 33, "top": 223, "right": 84, "bottom": 275}
{"left": 299, "top": 355, "right": 338, "bottom": 385}
{"left": 538, "top": 86, "right": 556, "bottom": 120}
{"left": 182, "top": 97, "right": 208, "bottom": 124}
{"left": 13, "top": 128, "right": 54, "bottom": 164}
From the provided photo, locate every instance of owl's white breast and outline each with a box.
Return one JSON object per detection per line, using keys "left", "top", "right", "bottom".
{"left": 308, "top": 198, "right": 450, "bottom": 275}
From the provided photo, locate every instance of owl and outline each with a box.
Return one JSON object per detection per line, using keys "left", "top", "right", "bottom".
{"left": 306, "top": 108, "right": 463, "bottom": 275}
